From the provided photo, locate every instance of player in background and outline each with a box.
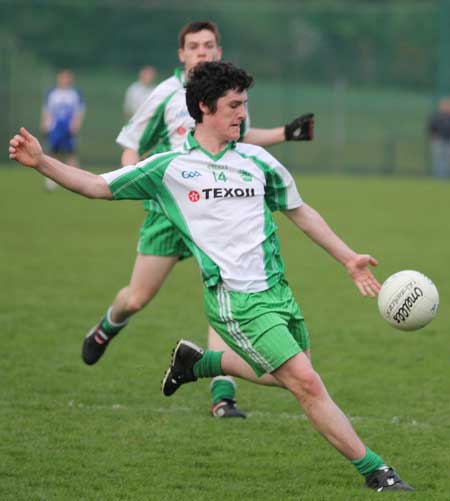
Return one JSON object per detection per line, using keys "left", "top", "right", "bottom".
{"left": 8, "top": 60, "right": 413, "bottom": 492}
{"left": 94, "top": 20, "right": 314, "bottom": 418}
{"left": 40, "top": 69, "right": 85, "bottom": 191}
{"left": 123, "top": 65, "right": 157, "bottom": 119}
{"left": 428, "top": 97, "right": 450, "bottom": 178}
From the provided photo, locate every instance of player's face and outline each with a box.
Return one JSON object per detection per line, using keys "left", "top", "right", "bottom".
{"left": 140, "top": 67, "right": 155, "bottom": 85}
{"left": 57, "top": 71, "right": 73, "bottom": 88}
{"left": 178, "top": 30, "right": 222, "bottom": 73}
{"left": 202, "top": 89, "right": 248, "bottom": 142}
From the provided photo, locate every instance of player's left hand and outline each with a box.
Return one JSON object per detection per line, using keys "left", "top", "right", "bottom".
{"left": 345, "top": 254, "right": 381, "bottom": 297}
{"left": 285, "top": 113, "right": 314, "bottom": 141}
{"left": 9, "top": 127, "right": 44, "bottom": 168}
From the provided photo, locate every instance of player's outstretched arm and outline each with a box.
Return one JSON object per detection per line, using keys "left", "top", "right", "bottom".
{"left": 9, "top": 127, "right": 112, "bottom": 200}
{"left": 243, "top": 113, "right": 314, "bottom": 147}
{"left": 243, "top": 127, "right": 285, "bottom": 146}
{"left": 285, "top": 203, "right": 381, "bottom": 297}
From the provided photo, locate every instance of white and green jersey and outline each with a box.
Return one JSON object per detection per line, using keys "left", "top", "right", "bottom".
{"left": 102, "top": 133, "right": 302, "bottom": 293}
{"left": 117, "top": 68, "right": 187, "bottom": 212}
{"left": 116, "top": 67, "right": 249, "bottom": 213}
{"left": 117, "top": 68, "right": 189, "bottom": 158}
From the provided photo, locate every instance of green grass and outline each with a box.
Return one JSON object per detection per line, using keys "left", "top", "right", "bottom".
{"left": 0, "top": 167, "right": 449, "bottom": 500}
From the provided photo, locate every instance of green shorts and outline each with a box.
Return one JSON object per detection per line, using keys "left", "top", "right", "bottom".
{"left": 203, "top": 280, "right": 310, "bottom": 377}
{"left": 137, "top": 211, "right": 192, "bottom": 259}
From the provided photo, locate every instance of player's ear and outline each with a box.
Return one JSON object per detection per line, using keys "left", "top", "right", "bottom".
{"left": 199, "top": 101, "right": 211, "bottom": 116}
{"left": 178, "top": 47, "right": 185, "bottom": 64}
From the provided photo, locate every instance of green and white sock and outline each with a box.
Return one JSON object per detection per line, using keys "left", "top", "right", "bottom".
{"left": 351, "top": 447, "right": 386, "bottom": 477}
{"left": 193, "top": 350, "right": 223, "bottom": 378}
{"left": 99, "top": 307, "right": 129, "bottom": 340}
{"left": 210, "top": 376, "right": 236, "bottom": 404}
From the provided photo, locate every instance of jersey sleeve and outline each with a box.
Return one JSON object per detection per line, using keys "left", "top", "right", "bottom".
{"left": 258, "top": 149, "right": 303, "bottom": 211}
{"left": 116, "top": 85, "right": 176, "bottom": 156}
{"left": 100, "top": 151, "right": 180, "bottom": 201}
{"left": 100, "top": 164, "right": 157, "bottom": 201}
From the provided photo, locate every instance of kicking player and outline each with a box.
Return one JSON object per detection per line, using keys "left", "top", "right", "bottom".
{"left": 40, "top": 69, "right": 85, "bottom": 191}
{"left": 83, "top": 20, "right": 314, "bottom": 418}
{"left": 9, "top": 60, "right": 413, "bottom": 491}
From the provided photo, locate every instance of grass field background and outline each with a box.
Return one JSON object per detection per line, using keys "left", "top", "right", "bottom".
{"left": 0, "top": 167, "right": 449, "bottom": 500}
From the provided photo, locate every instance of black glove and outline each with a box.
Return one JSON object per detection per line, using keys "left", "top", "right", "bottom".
{"left": 284, "top": 113, "right": 314, "bottom": 141}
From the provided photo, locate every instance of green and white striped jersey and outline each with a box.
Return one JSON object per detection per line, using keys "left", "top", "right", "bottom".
{"left": 102, "top": 133, "right": 302, "bottom": 293}
{"left": 116, "top": 68, "right": 189, "bottom": 158}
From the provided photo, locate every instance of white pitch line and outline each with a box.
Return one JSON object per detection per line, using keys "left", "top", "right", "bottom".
{"left": 66, "top": 400, "right": 434, "bottom": 427}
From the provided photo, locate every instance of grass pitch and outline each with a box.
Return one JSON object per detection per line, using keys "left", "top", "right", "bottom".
{"left": 0, "top": 167, "right": 449, "bottom": 500}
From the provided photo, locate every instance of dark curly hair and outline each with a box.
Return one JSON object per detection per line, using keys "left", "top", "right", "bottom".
{"left": 185, "top": 61, "right": 254, "bottom": 123}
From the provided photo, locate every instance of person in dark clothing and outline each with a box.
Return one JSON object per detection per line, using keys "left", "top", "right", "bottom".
{"left": 428, "top": 98, "right": 450, "bottom": 178}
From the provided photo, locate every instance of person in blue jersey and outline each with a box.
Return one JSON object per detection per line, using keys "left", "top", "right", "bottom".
{"left": 40, "top": 69, "right": 85, "bottom": 191}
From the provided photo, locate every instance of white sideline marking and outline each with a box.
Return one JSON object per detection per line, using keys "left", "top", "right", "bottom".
{"left": 66, "top": 400, "right": 431, "bottom": 427}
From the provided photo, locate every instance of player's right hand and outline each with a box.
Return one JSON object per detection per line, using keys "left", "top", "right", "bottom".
{"left": 9, "top": 128, "right": 44, "bottom": 168}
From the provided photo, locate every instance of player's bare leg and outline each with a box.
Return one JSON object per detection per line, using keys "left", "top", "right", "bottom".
{"left": 272, "top": 352, "right": 365, "bottom": 459}
{"left": 82, "top": 254, "right": 178, "bottom": 364}
{"left": 271, "top": 353, "right": 411, "bottom": 490}
{"left": 172, "top": 345, "right": 366, "bottom": 454}
{"left": 162, "top": 341, "right": 413, "bottom": 491}
{"left": 220, "top": 349, "right": 305, "bottom": 387}
{"left": 180, "top": 344, "right": 365, "bottom": 447}
{"left": 110, "top": 254, "right": 178, "bottom": 323}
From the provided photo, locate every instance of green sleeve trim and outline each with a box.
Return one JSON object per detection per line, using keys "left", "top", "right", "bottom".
{"left": 110, "top": 152, "right": 181, "bottom": 200}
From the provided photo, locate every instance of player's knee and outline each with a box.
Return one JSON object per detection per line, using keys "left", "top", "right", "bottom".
{"left": 128, "top": 293, "right": 151, "bottom": 312}
{"left": 122, "top": 287, "right": 153, "bottom": 313}
{"left": 291, "top": 368, "right": 324, "bottom": 400}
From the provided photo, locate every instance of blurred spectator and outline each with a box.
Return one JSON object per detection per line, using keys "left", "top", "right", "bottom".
{"left": 428, "top": 97, "right": 450, "bottom": 179}
{"left": 123, "top": 65, "right": 157, "bottom": 119}
{"left": 40, "top": 69, "right": 86, "bottom": 191}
